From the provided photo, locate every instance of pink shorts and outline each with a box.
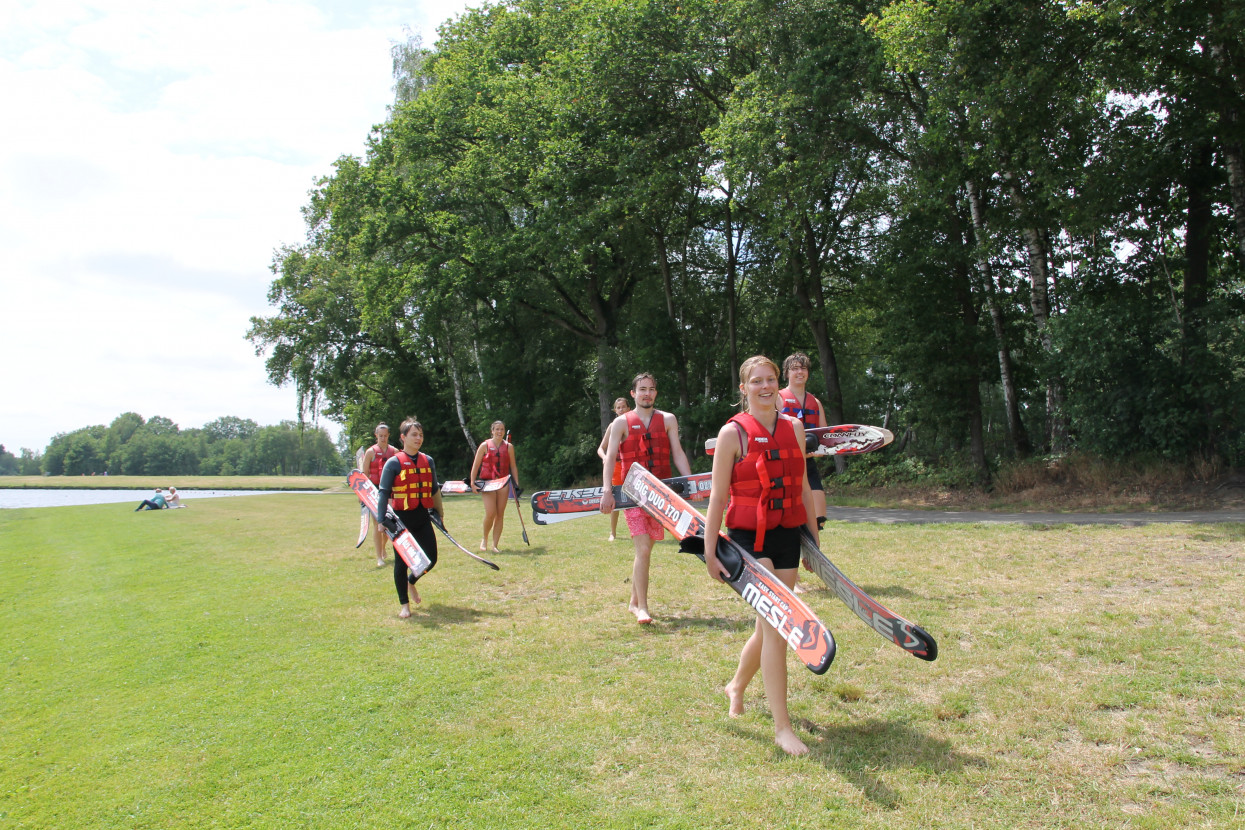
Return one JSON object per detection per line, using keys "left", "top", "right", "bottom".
{"left": 624, "top": 508, "right": 664, "bottom": 541}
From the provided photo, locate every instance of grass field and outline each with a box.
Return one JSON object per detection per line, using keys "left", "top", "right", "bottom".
{"left": 2, "top": 494, "right": 1242, "bottom": 829}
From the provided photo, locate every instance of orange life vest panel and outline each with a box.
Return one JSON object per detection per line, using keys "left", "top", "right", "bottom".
{"left": 725, "top": 412, "right": 807, "bottom": 552}
{"left": 618, "top": 410, "right": 672, "bottom": 478}
{"left": 779, "top": 387, "right": 822, "bottom": 430}
{"left": 480, "top": 440, "right": 510, "bottom": 480}
{"left": 391, "top": 451, "right": 435, "bottom": 510}
{"left": 368, "top": 443, "right": 397, "bottom": 485}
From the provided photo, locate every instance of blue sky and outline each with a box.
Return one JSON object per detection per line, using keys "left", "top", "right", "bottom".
{"left": 0, "top": 0, "right": 471, "bottom": 454}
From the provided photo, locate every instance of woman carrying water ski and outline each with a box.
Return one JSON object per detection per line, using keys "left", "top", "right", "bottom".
{"left": 361, "top": 422, "right": 397, "bottom": 567}
{"left": 469, "top": 420, "right": 521, "bottom": 553}
{"left": 704, "top": 355, "right": 819, "bottom": 756}
{"left": 376, "top": 417, "right": 445, "bottom": 618}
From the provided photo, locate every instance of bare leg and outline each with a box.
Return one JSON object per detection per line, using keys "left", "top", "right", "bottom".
{"left": 628, "top": 534, "right": 655, "bottom": 623}
{"left": 372, "top": 516, "right": 387, "bottom": 567}
{"left": 608, "top": 510, "right": 619, "bottom": 541}
{"left": 480, "top": 491, "right": 501, "bottom": 551}
{"left": 725, "top": 619, "right": 763, "bottom": 716}
{"left": 488, "top": 490, "right": 505, "bottom": 552}
{"left": 760, "top": 563, "right": 808, "bottom": 756}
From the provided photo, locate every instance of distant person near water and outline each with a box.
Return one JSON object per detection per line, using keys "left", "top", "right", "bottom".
{"left": 134, "top": 489, "right": 168, "bottom": 511}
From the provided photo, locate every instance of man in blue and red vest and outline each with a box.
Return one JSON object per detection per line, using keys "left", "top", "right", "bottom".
{"left": 361, "top": 423, "right": 398, "bottom": 568}
{"left": 599, "top": 372, "right": 692, "bottom": 624}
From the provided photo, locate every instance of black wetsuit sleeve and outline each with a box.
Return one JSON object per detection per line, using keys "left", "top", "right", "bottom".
{"left": 377, "top": 456, "right": 402, "bottom": 519}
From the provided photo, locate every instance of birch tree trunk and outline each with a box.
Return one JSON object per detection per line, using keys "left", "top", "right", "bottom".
{"left": 441, "top": 319, "right": 477, "bottom": 452}
{"left": 654, "top": 230, "right": 691, "bottom": 408}
{"left": 966, "top": 179, "right": 1032, "bottom": 457}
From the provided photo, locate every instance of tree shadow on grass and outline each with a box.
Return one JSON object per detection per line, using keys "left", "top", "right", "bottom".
{"left": 800, "top": 582, "right": 928, "bottom": 602}
{"left": 654, "top": 612, "right": 752, "bottom": 635}
{"left": 404, "top": 603, "right": 506, "bottom": 629}
{"left": 487, "top": 544, "right": 553, "bottom": 559}
{"left": 724, "top": 715, "right": 983, "bottom": 809}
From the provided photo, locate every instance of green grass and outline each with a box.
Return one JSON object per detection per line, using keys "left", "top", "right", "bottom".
{"left": 2, "top": 496, "right": 1242, "bottom": 828}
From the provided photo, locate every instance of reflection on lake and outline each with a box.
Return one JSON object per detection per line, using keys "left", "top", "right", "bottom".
{"left": 0, "top": 489, "right": 322, "bottom": 509}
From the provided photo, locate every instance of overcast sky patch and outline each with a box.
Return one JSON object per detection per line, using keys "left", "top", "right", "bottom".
{"left": 0, "top": 0, "right": 471, "bottom": 453}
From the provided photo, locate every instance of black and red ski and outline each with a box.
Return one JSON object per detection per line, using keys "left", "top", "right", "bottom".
{"left": 706, "top": 423, "right": 894, "bottom": 457}
{"left": 348, "top": 470, "right": 431, "bottom": 577}
{"left": 355, "top": 502, "right": 370, "bottom": 548}
{"left": 440, "top": 476, "right": 511, "bottom": 495}
{"left": 428, "top": 510, "right": 500, "bottom": 571}
{"left": 622, "top": 464, "right": 835, "bottom": 674}
{"left": 799, "top": 528, "right": 937, "bottom": 661}
{"left": 529, "top": 472, "right": 713, "bottom": 526}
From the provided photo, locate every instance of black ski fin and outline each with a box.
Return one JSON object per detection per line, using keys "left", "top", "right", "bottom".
{"left": 678, "top": 535, "right": 705, "bottom": 555}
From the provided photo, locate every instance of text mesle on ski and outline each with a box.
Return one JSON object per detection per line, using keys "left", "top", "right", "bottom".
{"left": 545, "top": 487, "right": 604, "bottom": 502}
{"left": 741, "top": 582, "right": 809, "bottom": 652}
{"left": 830, "top": 584, "right": 926, "bottom": 647}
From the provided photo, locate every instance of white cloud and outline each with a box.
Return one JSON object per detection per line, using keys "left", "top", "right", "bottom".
{"left": 0, "top": 0, "right": 472, "bottom": 453}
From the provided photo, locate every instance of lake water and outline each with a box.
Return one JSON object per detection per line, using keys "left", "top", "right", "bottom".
{"left": 0, "top": 489, "right": 322, "bottom": 509}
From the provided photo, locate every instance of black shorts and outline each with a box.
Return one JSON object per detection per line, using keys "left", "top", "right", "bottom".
{"left": 726, "top": 524, "right": 802, "bottom": 571}
{"left": 805, "top": 458, "right": 823, "bottom": 491}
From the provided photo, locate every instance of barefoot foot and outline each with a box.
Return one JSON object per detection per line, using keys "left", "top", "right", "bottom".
{"left": 725, "top": 683, "right": 745, "bottom": 717}
{"left": 775, "top": 728, "right": 809, "bottom": 757}
{"left": 398, "top": 605, "right": 412, "bottom": 619}
{"left": 628, "top": 604, "right": 653, "bottom": 624}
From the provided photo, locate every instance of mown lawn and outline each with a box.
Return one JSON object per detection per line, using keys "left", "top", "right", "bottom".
{"left": 1, "top": 494, "right": 1241, "bottom": 828}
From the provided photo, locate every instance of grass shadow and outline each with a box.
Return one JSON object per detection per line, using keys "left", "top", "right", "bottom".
{"left": 489, "top": 544, "right": 554, "bottom": 559}
{"left": 653, "top": 613, "right": 751, "bottom": 634}
{"left": 404, "top": 603, "right": 507, "bottom": 629}
{"left": 800, "top": 582, "right": 928, "bottom": 602}
{"left": 724, "top": 715, "right": 983, "bottom": 809}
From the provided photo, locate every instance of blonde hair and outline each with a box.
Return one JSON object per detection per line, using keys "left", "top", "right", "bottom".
{"left": 737, "top": 355, "right": 781, "bottom": 411}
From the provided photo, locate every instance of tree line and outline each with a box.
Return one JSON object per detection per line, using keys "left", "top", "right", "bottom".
{"left": 249, "top": 0, "right": 1244, "bottom": 488}
{"left": 2, "top": 414, "right": 345, "bottom": 477}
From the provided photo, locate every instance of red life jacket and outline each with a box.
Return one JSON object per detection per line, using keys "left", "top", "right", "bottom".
{"left": 368, "top": 443, "right": 397, "bottom": 485}
{"left": 480, "top": 440, "right": 510, "bottom": 480}
{"left": 392, "top": 451, "right": 435, "bottom": 510}
{"left": 725, "top": 412, "right": 807, "bottom": 552}
{"left": 779, "top": 387, "right": 821, "bottom": 430}
{"left": 619, "top": 410, "right": 672, "bottom": 478}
